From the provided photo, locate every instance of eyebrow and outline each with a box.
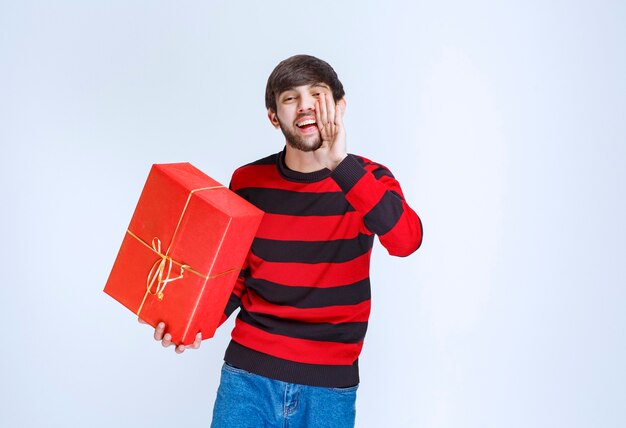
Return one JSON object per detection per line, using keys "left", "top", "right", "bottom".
{"left": 310, "top": 83, "right": 330, "bottom": 90}
{"left": 279, "top": 84, "right": 331, "bottom": 99}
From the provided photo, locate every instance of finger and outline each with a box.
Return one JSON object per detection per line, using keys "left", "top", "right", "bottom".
{"left": 318, "top": 93, "right": 328, "bottom": 128}
{"left": 191, "top": 332, "right": 202, "bottom": 349}
{"left": 138, "top": 317, "right": 147, "bottom": 324}
{"left": 315, "top": 98, "right": 323, "bottom": 132}
{"left": 335, "top": 98, "right": 346, "bottom": 126}
{"left": 175, "top": 344, "right": 186, "bottom": 354}
{"left": 161, "top": 332, "right": 173, "bottom": 348}
{"left": 153, "top": 322, "right": 165, "bottom": 341}
{"left": 326, "top": 93, "right": 336, "bottom": 125}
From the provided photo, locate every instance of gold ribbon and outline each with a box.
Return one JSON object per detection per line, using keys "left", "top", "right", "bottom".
{"left": 146, "top": 237, "right": 188, "bottom": 301}
{"left": 126, "top": 185, "right": 241, "bottom": 317}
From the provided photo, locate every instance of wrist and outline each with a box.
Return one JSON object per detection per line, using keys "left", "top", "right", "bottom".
{"left": 330, "top": 154, "right": 367, "bottom": 193}
{"left": 326, "top": 153, "right": 348, "bottom": 171}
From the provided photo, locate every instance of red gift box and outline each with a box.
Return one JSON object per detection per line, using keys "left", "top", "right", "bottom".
{"left": 104, "top": 162, "right": 263, "bottom": 345}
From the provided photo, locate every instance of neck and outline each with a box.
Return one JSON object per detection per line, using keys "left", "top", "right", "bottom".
{"left": 284, "top": 144, "right": 326, "bottom": 173}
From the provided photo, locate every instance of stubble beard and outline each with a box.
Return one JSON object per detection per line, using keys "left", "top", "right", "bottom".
{"left": 277, "top": 117, "right": 322, "bottom": 152}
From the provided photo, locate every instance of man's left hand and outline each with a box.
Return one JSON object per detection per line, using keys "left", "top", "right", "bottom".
{"left": 314, "top": 94, "right": 347, "bottom": 170}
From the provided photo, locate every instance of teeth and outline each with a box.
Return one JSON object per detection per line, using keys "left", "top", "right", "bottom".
{"left": 297, "top": 119, "right": 316, "bottom": 127}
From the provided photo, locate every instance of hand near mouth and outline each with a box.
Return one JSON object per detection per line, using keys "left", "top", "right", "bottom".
{"left": 314, "top": 93, "right": 347, "bottom": 170}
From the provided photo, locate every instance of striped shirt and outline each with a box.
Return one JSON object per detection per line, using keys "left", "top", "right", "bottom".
{"left": 222, "top": 148, "right": 423, "bottom": 387}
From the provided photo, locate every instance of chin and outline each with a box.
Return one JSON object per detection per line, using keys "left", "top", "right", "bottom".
{"left": 286, "top": 139, "right": 323, "bottom": 152}
{"left": 279, "top": 121, "right": 322, "bottom": 152}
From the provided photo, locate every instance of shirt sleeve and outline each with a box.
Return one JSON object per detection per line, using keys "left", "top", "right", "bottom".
{"left": 218, "top": 173, "right": 250, "bottom": 325}
{"left": 331, "top": 154, "right": 423, "bottom": 257}
{"left": 218, "top": 263, "right": 247, "bottom": 326}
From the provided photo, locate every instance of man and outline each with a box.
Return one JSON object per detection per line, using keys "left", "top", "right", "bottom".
{"left": 149, "top": 54, "right": 423, "bottom": 427}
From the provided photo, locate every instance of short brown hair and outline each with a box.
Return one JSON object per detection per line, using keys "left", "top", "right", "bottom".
{"left": 265, "top": 55, "right": 345, "bottom": 112}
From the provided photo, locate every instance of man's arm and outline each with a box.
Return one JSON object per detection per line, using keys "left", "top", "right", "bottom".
{"left": 217, "top": 265, "right": 247, "bottom": 325}
{"left": 331, "top": 155, "right": 423, "bottom": 256}
{"left": 312, "top": 92, "right": 422, "bottom": 255}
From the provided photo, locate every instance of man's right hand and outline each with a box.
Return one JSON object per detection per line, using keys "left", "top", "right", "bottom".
{"left": 139, "top": 318, "right": 202, "bottom": 354}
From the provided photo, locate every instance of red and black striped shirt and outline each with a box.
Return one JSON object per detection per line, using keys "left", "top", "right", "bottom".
{"left": 222, "top": 149, "right": 423, "bottom": 388}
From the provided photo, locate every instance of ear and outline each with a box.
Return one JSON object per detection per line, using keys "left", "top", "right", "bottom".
{"left": 267, "top": 109, "right": 280, "bottom": 128}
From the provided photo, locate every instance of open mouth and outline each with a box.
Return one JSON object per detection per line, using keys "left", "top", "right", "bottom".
{"left": 296, "top": 118, "right": 318, "bottom": 131}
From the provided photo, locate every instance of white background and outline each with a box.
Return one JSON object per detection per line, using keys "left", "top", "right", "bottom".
{"left": 1, "top": 1, "right": 624, "bottom": 427}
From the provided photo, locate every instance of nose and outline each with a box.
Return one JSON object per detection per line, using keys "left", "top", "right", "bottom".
{"left": 297, "top": 93, "right": 316, "bottom": 113}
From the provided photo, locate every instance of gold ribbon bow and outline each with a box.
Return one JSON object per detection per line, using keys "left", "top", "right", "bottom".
{"left": 146, "top": 237, "right": 189, "bottom": 301}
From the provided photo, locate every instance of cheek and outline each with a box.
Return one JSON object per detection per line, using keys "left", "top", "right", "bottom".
{"left": 275, "top": 108, "right": 292, "bottom": 125}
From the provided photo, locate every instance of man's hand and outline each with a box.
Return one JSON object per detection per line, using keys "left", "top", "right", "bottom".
{"left": 139, "top": 318, "right": 202, "bottom": 354}
{"left": 314, "top": 93, "right": 347, "bottom": 170}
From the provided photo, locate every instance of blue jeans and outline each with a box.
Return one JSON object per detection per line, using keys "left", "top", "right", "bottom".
{"left": 211, "top": 363, "right": 358, "bottom": 428}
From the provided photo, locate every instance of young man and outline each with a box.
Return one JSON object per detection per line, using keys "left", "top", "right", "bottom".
{"left": 151, "top": 55, "right": 423, "bottom": 427}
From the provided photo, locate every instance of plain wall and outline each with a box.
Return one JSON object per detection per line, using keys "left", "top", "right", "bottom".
{"left": 1, "top": 1, "right": 624, "bottom": 427}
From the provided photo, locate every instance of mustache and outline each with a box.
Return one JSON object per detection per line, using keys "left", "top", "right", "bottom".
{"left": 295, "top": 113, "right": 316, "bottom": 122}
